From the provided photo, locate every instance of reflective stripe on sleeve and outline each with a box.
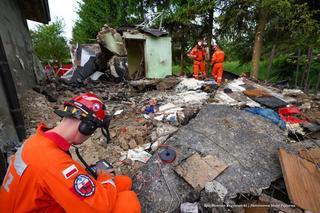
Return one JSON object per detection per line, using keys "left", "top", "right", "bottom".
{"left": 14, "top": 144, "right": 28, "bottom": 176}
{"left": 100, "top": 179, "right": 116, "bottom": 188}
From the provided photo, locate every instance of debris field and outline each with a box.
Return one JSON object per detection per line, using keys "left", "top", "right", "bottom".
{"left": 22, "top": 73, "right": 320, "bottom": 212}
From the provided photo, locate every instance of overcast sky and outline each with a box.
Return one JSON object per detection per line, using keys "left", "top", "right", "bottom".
{"left": 27, "top": 0, "right": 79, "bottom": 40}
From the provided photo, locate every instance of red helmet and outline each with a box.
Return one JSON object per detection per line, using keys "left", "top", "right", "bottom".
{"left": 54, "top": 93, "right": 112, "bottom": 140}
{"left": 55, "top": 93, "right": 106, "bottom": 121}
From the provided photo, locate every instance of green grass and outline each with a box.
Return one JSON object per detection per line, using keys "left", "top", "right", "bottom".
{"left": 172, "top": 65, "right": 181, "bottom": 75}
{"left": 224, "top": 60, "right": 269, "bottom": 80}
{"left": 173, "top": 61, "right": 269, "bottom": 80}
{"left": 172, "top": 64, "right": 193, "bottom": 75}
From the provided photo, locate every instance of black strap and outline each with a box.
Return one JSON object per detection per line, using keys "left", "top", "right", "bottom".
{"left": 73, "top": 145, "right": 97, "bottom": 179}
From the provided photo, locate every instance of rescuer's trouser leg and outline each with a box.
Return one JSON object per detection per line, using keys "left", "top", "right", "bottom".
{"left": 212, "top": 63, "right": 224, "bottom": 85}
{"left": 114, "top": 176, "right": 132, "bottom": 192}
{"left": 193, "top": 61, "right": 199, "bottom": 79}
{"left": 112, "top": 176, "right": 141, "bottom": 213}
{"left": 112, "top": 191, "right": 141, "bottom": 213}
{"left": 199, "top": 61, "right": 206, "bottom": 79}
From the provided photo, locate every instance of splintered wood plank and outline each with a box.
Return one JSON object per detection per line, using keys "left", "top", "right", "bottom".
{"left": 299, "top": 148, "right": 320, "bottom": 164}
{"left": 175, "top": 153, "right": 228, "bottom": 191}
{"left": 278, "top": 149, "right": 320, "bottom": 213}
{"left": 243, "top": 88, "right": 272, "bottom": 97}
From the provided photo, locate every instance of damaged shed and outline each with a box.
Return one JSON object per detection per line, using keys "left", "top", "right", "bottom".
{"left": 123, "top": 29, "right": 172, "bottom": 79}
{"left": 98, "top": 26, "right": 172, "bottom": 80}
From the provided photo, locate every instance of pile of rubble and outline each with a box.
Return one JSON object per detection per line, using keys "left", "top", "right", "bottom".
{"left": 22, "top": 77, "right": 210, "bottom": 175}
{"left": 132, "top": 77, "right": 320, "bottom": 212}
{"left": 21, "top": 75, "right": 320, "bottom": 212}
{"left": 73, "top": 78, "right": 213, "bottom": 176}
{"left": 21, "top": 90, "right": 61, "bottom": 136}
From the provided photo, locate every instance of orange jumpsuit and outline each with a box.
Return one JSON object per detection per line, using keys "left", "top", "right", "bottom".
{"left": 190, "top": 47, "right": 207, "bottom": 80}
{"left": 0, "top": 124, "right": 141, "bottom": 213}
{"left": 211, "top": 50, "right": 225, "bottom": 85}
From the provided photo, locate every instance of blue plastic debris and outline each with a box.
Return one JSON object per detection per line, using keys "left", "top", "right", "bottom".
{"left": 245, "top": 107, "right": 286, "bottom": 129}
{"left": 144, "top": 106, "right": 155, "bottom": 114}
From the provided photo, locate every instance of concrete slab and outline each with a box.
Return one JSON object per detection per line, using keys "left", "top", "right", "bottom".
{"left": 133, "top": 105, "right": 291, "bottom": 212}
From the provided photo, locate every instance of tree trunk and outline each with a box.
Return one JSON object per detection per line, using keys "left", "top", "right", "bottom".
{"left": 266, "top": 45, "right": 276, "bottom": 81}
{"left": 180, "top": 42, "right": 185, "bottom": 76}
{"left": 206, "top": 9, "right": 214, "bottom": 74}
{"left": 295, "top": 49, "right": 301, "bottom": 88}
{"left": 315, "top": 70, "right": 320, "bottom": 95}
{"left": 251, "top": 9, "right": 268, "bottom": 79}
{"left": 300, "top": 64, "right": 307, "bottom": 87}
{"left": 208, "top": 9, "right": 214, "bottom": 49}
{"left": 300, "top": 49, "right": 309, "bottom": 87}
{"left": 304, "top": 48, "right": 313, "bottom": 93}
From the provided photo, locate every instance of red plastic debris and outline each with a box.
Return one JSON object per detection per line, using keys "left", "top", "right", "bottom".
{"left": 278, "top": 106, "right": 307, "bottom": 123}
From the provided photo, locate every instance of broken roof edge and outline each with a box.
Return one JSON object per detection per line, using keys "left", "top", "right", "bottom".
{"left": 21, "top": 0, "right": 51, "bottom": 24}
{"left": 117, "top": 26, "right": 169, "bottom": 37}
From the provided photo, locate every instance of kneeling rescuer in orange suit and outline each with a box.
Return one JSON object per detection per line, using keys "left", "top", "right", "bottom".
{"left": 0, "top": 93, "right": 141, "bottom": 212}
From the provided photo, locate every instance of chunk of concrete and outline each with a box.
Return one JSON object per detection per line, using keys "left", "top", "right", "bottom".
{"left": 175, "top": 78, "right": 205, "bottom": 92}
{"left": 107, "top": 56, "right": 128, "bottom": 81}
{"left": 205, "top": 180, "right": 228, "bottom": 201}
{"left": 133, "top": 105, "right": 292, "bottom": 212}
{"left": 97, "top": 25, "right": 127, "bottom": 56}
{"left": 175, "top": 153, "right": 228, "bottom": 191}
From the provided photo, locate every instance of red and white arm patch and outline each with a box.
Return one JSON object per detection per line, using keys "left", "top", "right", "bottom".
{"left": 62, "top": 164, "right": 78, "bottom": 179}
{"left": 72, "top": 174, "right": 95, "bottom": 198}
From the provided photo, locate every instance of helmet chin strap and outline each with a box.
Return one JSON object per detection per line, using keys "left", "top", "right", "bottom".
{"left": 101, "top": 114, "right": 112, "bottom": 143}
{"left": 71, "top": 116, "right": 112, "bottom": 179}
{"left": 102, "top": 127, "right": 111, "bottom": 143}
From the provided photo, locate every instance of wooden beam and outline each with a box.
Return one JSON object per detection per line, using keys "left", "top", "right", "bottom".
{"left": 278, "top": 149, "right": 320, "bottom": 213}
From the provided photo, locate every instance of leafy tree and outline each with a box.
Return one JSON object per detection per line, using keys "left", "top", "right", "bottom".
{"left": 72, "top": 0, "right": 216, "bottom": 72}
{"left": 72, "top": 0, "right": 144, "bottom": 43}
{"left": 152, "top": 0, "right": 216, "bottom": 73}
{"left": 31, "top": 19, "right": 69, "bottom": 65}
{"left": 216, "top": 0, "right": 319, "bottom": 79}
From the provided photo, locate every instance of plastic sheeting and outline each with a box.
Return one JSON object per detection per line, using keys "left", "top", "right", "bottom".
{"left": 245, "top": 107, "right": 286, "bottom": 129}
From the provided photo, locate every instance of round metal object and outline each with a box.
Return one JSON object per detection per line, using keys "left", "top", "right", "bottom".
{"left": 159, "top": 148, "right": 176, "bottom": 163}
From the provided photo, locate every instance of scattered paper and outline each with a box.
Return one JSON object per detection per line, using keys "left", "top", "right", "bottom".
{"left": 127, "top": 149, "right": 152, "bottom": 163}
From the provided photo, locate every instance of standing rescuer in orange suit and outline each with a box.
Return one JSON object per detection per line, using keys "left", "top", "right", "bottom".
{"left": 211, "top": 44, "right": 225, "bottom": 86}
{"left": 189, "top": 40, "right": 207, "bottom": 80}
{"left": 0, "top": 93, "right": 141, "bottom": 213}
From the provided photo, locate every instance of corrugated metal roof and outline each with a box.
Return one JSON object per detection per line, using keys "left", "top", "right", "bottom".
{"left": 117, "top": 26, "right": 168, "bottom": 37}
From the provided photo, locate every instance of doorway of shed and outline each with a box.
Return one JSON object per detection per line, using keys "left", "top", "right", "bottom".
{"left": 125, "top": 39, "right": 145, "bottom": 79}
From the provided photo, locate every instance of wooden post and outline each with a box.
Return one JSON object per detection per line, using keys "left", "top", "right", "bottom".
{"left": 266, "top": 45, "right": 276, "bottom": 81}
{"left": 295, "top": 49, "right": 301, "bottom": 88}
